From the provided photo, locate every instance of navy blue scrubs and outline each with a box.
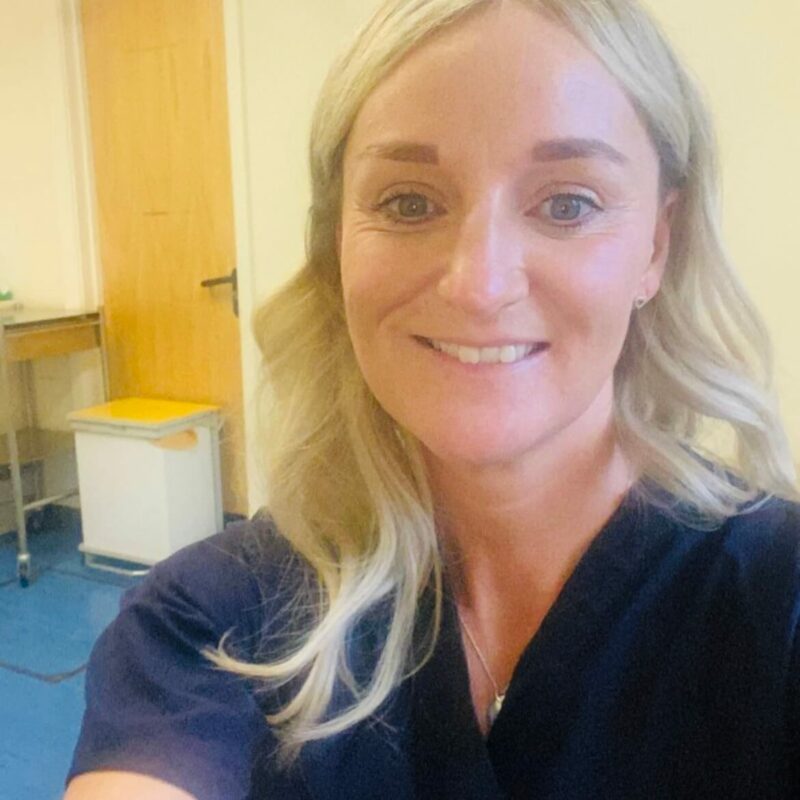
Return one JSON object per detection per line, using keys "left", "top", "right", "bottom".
{"left": 67, "top": 486, "right": 800, "bottom": 799}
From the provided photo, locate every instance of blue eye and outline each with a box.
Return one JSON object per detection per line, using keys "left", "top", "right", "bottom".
{"left": 376, "top": 192, "right": 440, "bottom": 225}
{"left": 395, "top": 193, "right": 429, "bottom": 218}
{"left": 544, "top": 193, "right": 601, "bottom": 226}
{"left": 375, "top": 190, "right": 601, "bottom": 228}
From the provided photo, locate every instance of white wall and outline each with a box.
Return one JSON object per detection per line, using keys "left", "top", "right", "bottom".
{"left": 643, "top": 0, "right": 800, "bottom": 467}
{"left": 0, "top": 0, "right": 103, "bottom": 432}
{"left": 0, "top": 0, "right": 99, "bottom": 310}
{"left": 226, "top": 0, "right": 383, "bottom": 512}
{"left": 0, "top": 0, "right": 104, "bottom": 526}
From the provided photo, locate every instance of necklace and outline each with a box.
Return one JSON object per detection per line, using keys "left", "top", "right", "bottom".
{"left": 458, "top": 613, "right": 510, "bottom": 729}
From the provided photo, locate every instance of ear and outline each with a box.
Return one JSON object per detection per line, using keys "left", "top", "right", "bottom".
{"left": 639, "top": 188, "right": 679, "bottom": 299}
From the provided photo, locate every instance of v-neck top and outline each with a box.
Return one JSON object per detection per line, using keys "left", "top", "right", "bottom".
{"left": 67, "top": 487, "right": 800, "bottom": 799}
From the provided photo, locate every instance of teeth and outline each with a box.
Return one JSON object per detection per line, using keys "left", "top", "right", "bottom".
{"left": 429, "top": 339, "right": 538, "bottom": 365}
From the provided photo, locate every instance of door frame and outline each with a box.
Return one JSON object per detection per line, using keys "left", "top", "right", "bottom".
{"left": 222, "top": 0, "right": 261, "bottom": 516}
{"left": 61, "top": 0, "right": 103, "bottom": 312}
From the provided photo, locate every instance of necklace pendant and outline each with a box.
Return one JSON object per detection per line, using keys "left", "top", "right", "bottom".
{"left": 487, "top": 692, "right": 505, "bottom": 727}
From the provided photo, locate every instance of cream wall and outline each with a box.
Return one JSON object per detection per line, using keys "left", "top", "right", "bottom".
{"left": 643, "top": 0, "right": 800, "bottom": 467}
{"left": 0, "top": 0, "right": 98, "bottom": 310}
{"left": 228, "top": 0, "right": 799, "bottom": 509}
{"left": 226, "top": 0, "right": 383, "bottom": 510}
{"left": 0, "top": 0, "right": 103, "bottom": 525}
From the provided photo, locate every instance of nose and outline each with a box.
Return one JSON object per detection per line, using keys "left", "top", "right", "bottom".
{"left": 437, "top": 192, "right": 529, "bottom": 318}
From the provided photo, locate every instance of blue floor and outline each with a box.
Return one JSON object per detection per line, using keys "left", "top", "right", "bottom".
{"left": 0, "top": 509, "right": 145, "bottom": 799}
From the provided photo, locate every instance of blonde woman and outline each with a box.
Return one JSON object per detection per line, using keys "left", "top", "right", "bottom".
{"left": 65, "top": 0, "right": 800, "bottom": 798}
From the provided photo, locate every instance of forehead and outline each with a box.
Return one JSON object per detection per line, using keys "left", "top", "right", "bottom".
{"left": 345, "top": 2, "right": 656, "bottom": 175}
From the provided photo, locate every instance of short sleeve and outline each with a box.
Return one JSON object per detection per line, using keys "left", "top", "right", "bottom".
{"left": 65, "top": 521, "right": 279, "bottom": 800}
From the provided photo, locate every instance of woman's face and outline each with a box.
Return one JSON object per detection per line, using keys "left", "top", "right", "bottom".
{"left": 339, "top": 1, "right": 676, "bottom": 469}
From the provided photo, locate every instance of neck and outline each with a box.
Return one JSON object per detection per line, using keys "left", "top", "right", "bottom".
{"left": 426, "top": 392, "right": 636, "bottom": 612}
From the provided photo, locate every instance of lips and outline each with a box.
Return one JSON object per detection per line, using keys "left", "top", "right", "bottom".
{"left": 415, "top": 336, "right": 549, "bottom": 366}
{"left": 414, "top": 335, "right": 547, "bottom": 349}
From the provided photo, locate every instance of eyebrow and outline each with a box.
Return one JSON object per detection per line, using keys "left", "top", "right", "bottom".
{"left": 357, "top": 137, "right": 630, "bottom": 167}
{"left": 532, "top": 137, "right": 629, "bottom": 166}
{"left": 359, "top": 141, "right": 440, "bottom": 164}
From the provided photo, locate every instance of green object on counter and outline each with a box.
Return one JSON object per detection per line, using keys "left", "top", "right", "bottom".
{"left": 0, "top": 289, "right": 13, "bottom": 301}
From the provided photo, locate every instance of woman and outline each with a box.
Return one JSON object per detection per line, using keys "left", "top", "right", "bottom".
{"left": 65, "top": 0, "right": 800, "bottom": 798}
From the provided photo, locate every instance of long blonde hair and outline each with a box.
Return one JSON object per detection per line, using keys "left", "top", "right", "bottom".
{"left": 204, "top": 0, "right": 800, "bottom": 765}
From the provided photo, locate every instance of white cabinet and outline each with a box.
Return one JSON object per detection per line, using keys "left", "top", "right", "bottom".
{"left": 68, "top": 398, "right": 223, "bottom": 566}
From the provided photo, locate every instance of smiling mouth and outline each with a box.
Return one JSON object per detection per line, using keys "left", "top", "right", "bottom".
{"left": 415, "top": 336, "right": 549, "bottom": 366}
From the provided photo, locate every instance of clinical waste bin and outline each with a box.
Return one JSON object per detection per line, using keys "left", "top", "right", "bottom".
{"left": 67, "top": 398, "right": 223, "bottom": 568}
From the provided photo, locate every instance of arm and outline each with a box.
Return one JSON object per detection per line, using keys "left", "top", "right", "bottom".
{"left": 65, "top": 771, "right": 197, "bottom": 800}
{"left": 65, "top": 524, "right": 277, "bottom": 800}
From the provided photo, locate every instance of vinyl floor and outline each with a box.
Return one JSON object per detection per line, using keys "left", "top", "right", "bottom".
{"left": 0, "top": 508, "right": 144, "bottom": 799}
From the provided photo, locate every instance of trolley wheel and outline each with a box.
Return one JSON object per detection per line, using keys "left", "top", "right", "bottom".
{"left": 17, "top": 553, "right": 31, "bottom": 588}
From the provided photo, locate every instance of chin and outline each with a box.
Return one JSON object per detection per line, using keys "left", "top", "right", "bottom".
{"left": 417, "top": 424, "right": 548, "bottom": 471}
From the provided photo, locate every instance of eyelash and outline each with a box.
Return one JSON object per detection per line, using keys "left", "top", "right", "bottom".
{"left": 374, "top": 191, "right": 602, "bottom": 230}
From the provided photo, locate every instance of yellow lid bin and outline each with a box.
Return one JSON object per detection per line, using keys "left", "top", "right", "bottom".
{"left": 67, "top": 398, "right": 223, "bottom": 567}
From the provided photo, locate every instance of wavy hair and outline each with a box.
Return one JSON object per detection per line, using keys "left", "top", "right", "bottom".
{"left": 204, "top": 0, "right": 800, "bottom": 765}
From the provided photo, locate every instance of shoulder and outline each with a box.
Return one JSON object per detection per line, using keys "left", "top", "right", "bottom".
{"left": 122, "top": 512, "right": 311, "bottom": 656}
{"left": 150, "top": 510, "right": 303, "bottom": 588}
{"left": 716, "top": 494, "right": 800, "bottom": 580}
{"left": 658, "top": 492, "right": 800, "bottom": 586}
{"left": 717, "top": 495, "right": 800, "bottom": 735}
{"left": 636, "top": 483, "right": 800, "bottom": 569}
{"left": 67, "top": 514, "right": 310, "bottom": 799}
{"left": 651, "top": 494, "right": 800, "bottom": 643}
{"left": 628, "top": 491, "right": 800, "bottom": 643}
{"left": 714, "top": 495, "right": 800, "bottom": 626}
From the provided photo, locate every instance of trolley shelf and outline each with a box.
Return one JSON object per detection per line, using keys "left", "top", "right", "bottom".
{"left": 0, "top": 307, "right": 108, "bottom": 586}
{"left": 0, "top": 428, "right": 74, "bottom": 467}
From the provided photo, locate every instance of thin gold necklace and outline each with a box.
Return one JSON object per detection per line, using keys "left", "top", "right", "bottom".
{"left": 458, "top": 613, "right": 510, "bottom": 728}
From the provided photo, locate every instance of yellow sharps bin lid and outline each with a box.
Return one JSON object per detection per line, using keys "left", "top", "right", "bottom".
{"left": 68, "top": 398, "right": 220, "bottom": 437}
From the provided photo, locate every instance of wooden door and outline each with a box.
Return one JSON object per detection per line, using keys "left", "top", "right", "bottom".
{"left": 81, "top": 0, "right": 247, "bottom": 514}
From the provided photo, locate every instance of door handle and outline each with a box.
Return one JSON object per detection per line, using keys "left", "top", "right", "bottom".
{"left": 200, "top": 268, "right": 238, "bottom": 317}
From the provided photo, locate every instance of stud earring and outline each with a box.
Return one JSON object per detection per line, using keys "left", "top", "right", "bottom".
{"left": 634, "top": 295, "right": 648, "bottom": 310}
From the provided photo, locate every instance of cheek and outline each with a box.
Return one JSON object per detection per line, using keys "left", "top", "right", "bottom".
{"left": 340, "top": 230, "right": 432, "bottom": 330}
{"left": 340, "top": 233, "right": 379, "bottom": 319}
{"left": 340, "top": 233, "right": 400, "bottom": 366}
{"left": 541, "top": 234, "right": 647, "bottom": 354}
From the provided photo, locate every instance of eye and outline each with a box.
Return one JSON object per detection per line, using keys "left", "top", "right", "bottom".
{"left": 375, "top": 191, "right": 442, "bottom": 225}
{"left": 539, "top": 193, "right": 601, "bottom": 227}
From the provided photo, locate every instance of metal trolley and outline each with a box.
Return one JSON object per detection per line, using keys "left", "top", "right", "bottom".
{"left": 0, "top": 307, "right": 108, "bottom": 586}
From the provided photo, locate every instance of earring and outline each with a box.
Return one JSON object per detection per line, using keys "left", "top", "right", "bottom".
{"left": 634, "top": 295, "right": 648, "bottom": 310}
